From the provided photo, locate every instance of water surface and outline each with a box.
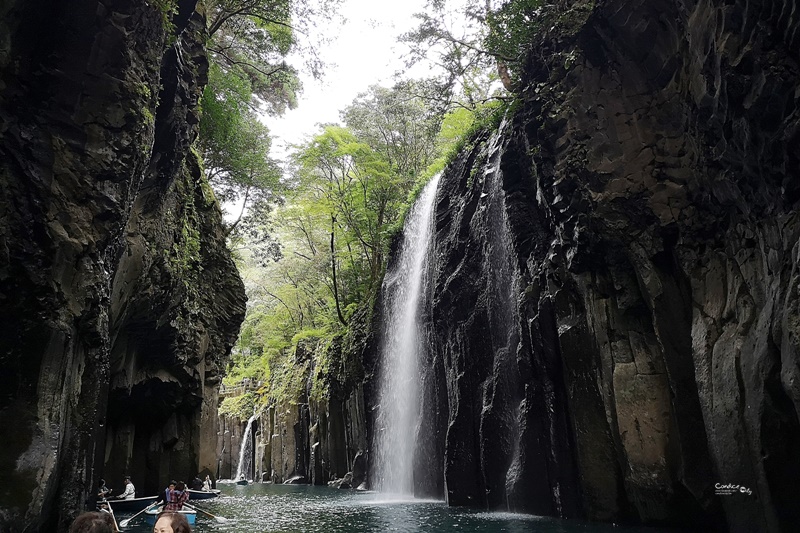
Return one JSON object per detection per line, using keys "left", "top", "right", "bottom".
{"left": 119, "top": 483, "right": 678, "bottom": 533}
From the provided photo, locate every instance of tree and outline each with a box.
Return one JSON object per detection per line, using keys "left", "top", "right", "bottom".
{"left": 205, "top": 0, "right": 342, "bottom": 114}
{"left": 399, "top": 0, "right": 542, "bottom": 106}
{"left": 197, "top": 0, "right": 343, "bottom": 238}
{"left": 292, "top": 126, "right": 402, "bottom": 324}
{"left": 198, "top": 63, "right": 282, "bottom": 236}
{"left": 341, "top": 83, "right": 442, "bottom": 187}
{"left": 220, "top": 80, "right": 482, "bottom": 412}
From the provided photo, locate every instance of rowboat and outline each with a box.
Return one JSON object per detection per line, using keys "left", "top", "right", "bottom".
{"left": 107, "top": 495, "right": 158, "bottom": 512}
{"left": 144, "top": 506, "right": 197, "bottom": 526}
{"left": 236, "top": 479, "right": 249, "bottom": 485}
{"left": 187, "top": 489, "right": 221, "bottom": 499}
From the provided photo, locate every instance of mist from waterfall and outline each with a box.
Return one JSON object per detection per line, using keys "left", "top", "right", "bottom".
{"left": 235, "top": 413, "right": 257, "bottom": 481}
{"left": 373, "top": 174, "right": 441, "bottom": 497}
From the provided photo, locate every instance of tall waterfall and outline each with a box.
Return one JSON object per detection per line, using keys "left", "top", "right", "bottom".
{"left": 374, "top": 174, "right": 441, "bottom": 496}
{"left": 235, "top": 413, "right": 257, "bottom": 480}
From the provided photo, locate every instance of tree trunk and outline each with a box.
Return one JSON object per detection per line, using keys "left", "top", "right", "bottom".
{"left": 330, "top": 215, "right": 348, "bottom": 326}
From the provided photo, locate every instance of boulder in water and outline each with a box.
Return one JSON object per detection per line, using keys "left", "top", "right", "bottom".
{"left": 337, "top": 472, "right": 353, "bottom": 489}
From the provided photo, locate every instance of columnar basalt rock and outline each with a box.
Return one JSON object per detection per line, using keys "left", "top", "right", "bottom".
{"left": 0, "top": 1, "right": 245, "bottom": 531}
{"left": 238, "top": 336, "right": 368, "bottom": 486}
{"left": 370, "top": 0, "right": 799, "bottom": 531}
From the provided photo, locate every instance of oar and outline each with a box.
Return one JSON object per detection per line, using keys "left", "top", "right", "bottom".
{"left": 119, "top": 501, "right": 159, "bottom": 528}
{"left": 184, "top": 503, "right": 228, "bottom": 523}
{"left": 106, "top": 503, "right": 120, "bottom": 532}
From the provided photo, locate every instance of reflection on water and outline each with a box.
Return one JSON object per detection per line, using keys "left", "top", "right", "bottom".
{"left": 118, "top": 483, "right": 676, "bottom": 533}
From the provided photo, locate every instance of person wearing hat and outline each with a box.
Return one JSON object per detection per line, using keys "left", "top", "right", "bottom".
{"left": 118, "top": 476, "right": 136, "bottom": 500}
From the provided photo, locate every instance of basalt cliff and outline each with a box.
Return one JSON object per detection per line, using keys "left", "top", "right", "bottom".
{"left": 367, "top": 0, "right": 800, "bottom": 532}
{"left": 0, "top": 1, "right": 245, "bottom": 531}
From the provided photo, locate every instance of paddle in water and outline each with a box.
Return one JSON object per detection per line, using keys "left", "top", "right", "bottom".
{"left": 119, "top": 502, "right": 159, "bottom": 527}
{"left": 184, "top": 503, "right": 228, "bottom": 523}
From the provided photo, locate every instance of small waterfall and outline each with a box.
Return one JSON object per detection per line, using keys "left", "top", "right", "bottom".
{"left": 235, "top": 413, "right": 257, "bottom": 480}
{"left": 374, "top": 174, "right": 441, "bottom": 496}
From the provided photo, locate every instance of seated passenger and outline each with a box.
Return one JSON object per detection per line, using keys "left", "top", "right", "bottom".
{"left": 117, "top": 476, "right": 135, "bottom": 500}
{"left": 164, "top": 481, "right": 189, "bottom": 511}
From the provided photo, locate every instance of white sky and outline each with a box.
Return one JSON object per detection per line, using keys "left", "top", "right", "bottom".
{"left": 264, "top": 0, "right": 430, "bottom": 158}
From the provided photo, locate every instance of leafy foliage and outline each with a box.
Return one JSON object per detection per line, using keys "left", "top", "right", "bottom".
{"left": 218, "top": 3, "right": 535, "bottom": 417}
{"left": 400, "top": 0, "right": 545, "bottom": 104}
{"left": 291, "top": 125, "right": 403, "bottom": 323}
{"left": 342, "top": 82, "right": 441, "bottom": 185}
{"left": 484, "top": 0, "right": 544, "bottom": 66}
{"left": 199, "top": 63, "right": 283, "bottom": 237}
{"left": 219, "top": 392, "right": 258, "bottom": 421}
{"left": 198, "top": 0, "right": 342, "bottom": 238}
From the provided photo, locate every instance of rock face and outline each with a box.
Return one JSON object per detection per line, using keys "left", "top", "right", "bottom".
{"left": 0, "top": 1, "right": 245, "bottom": 531}
{"left": 230, "top": 335, "right": 369, "bottom": 486}
{"left": 369, "top": 0, "right": 799, "bottom": 531}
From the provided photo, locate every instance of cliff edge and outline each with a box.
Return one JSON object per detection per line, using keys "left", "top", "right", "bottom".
{"left": 0, "top": 1, "right": 245, "bottom": 530}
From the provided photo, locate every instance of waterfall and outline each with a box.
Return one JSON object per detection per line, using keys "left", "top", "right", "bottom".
{"left": 235, "top": 413, "right": 257, "bottom": 480}
{"left": 374, "top": 174, "right": 441, "bottom": 496}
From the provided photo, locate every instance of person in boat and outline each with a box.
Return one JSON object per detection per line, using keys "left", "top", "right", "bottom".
{"left": 190, "top": 476, "right": 203, "bottom": 491}
{"left": 69, "top": 511, "right": 115, "bottom": 533}
{"left": 158, "top": 480, "right": 177, "bottom": 504}
{"left": 96, "top": 479, "right": 112, "bottom": 501}
{"left": 117, "top": 475, "right": 135, "bottom": 500}
{"left": 164, "top": 481, "right": 189, "bottom": 511}
{"left": 201, "top": 475, "right": 212, "bottom": 492}
{"left": 153, "top": 511, "right": 192, "bottom": 533}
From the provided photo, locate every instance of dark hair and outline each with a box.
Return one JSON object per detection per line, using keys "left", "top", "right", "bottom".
{"left": 176, "top": 481, "right": 186, "bottom": 491}
{"left": 155, "top": 511, "right": 192, "bottom": 533}
{"left": 69, "top": 512, "right": 115, "bottom": 533}
{"left": 97, "top": 479, "right": 105, "bottom": 487}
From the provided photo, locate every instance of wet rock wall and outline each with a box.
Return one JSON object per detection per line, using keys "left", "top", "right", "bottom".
{"left": 0, "top": 1, "right": 245, "bottom": 531}
{"left": 237, "top": 336, "right": 369, "bottom": 486}
{"left": 385, "top": 0, "right": 799, "bottom": 531}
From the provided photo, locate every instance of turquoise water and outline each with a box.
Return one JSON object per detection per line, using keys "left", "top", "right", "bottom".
{"left": 117, "top": 483, "right": 675, "bottom": 533}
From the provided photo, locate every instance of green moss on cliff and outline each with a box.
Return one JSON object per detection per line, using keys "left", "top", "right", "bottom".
{"left": 168, "top": 157, "right": 205, "bottom": 285}
{"left": 148, "top": 0, "right": 178, "bottom": 29}
{"left": 219, "top": 392, "right": 258, "bottom": 421}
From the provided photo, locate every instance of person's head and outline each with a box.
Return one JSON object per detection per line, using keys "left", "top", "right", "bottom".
{"left": 153, "top": 511, "right": 192, "bottom": 533}
{"left": 204, "top": 475, "right": 210, "bottom": 481}
{"left": 168, "top": 480, "right": 176, "bottom": 489}
{"left": 69, "top": 511, "right": 115, "bottom": 533}
{"left": 97, "top": 478, "right": 105, "bottom": 488}
{"left": 123, "top": 475, "right": 131, "bottom": 485}
{"left": 175, "top": 481, "right": 186, "bottom": 491}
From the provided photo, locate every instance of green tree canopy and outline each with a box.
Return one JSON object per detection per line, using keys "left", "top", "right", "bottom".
{"left": 400, "top": 0, "right": 544, "bottom": 105}
{"left": 341, "top": 82, "right": 442, "bottom": 186}
{"left": 198, "top": 63, "right": 282, "bottom": 236}
{"left": 198, "top": 0, "right": 342, "bottom": 238}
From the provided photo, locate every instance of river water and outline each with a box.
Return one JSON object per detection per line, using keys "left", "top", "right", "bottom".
{"left": 118, "top": 483, "right": 678, "bottom": 533}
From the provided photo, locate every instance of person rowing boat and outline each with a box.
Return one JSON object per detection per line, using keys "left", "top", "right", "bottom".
{"left": 115, "top": 476, "right": 135, "bottom": 500}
